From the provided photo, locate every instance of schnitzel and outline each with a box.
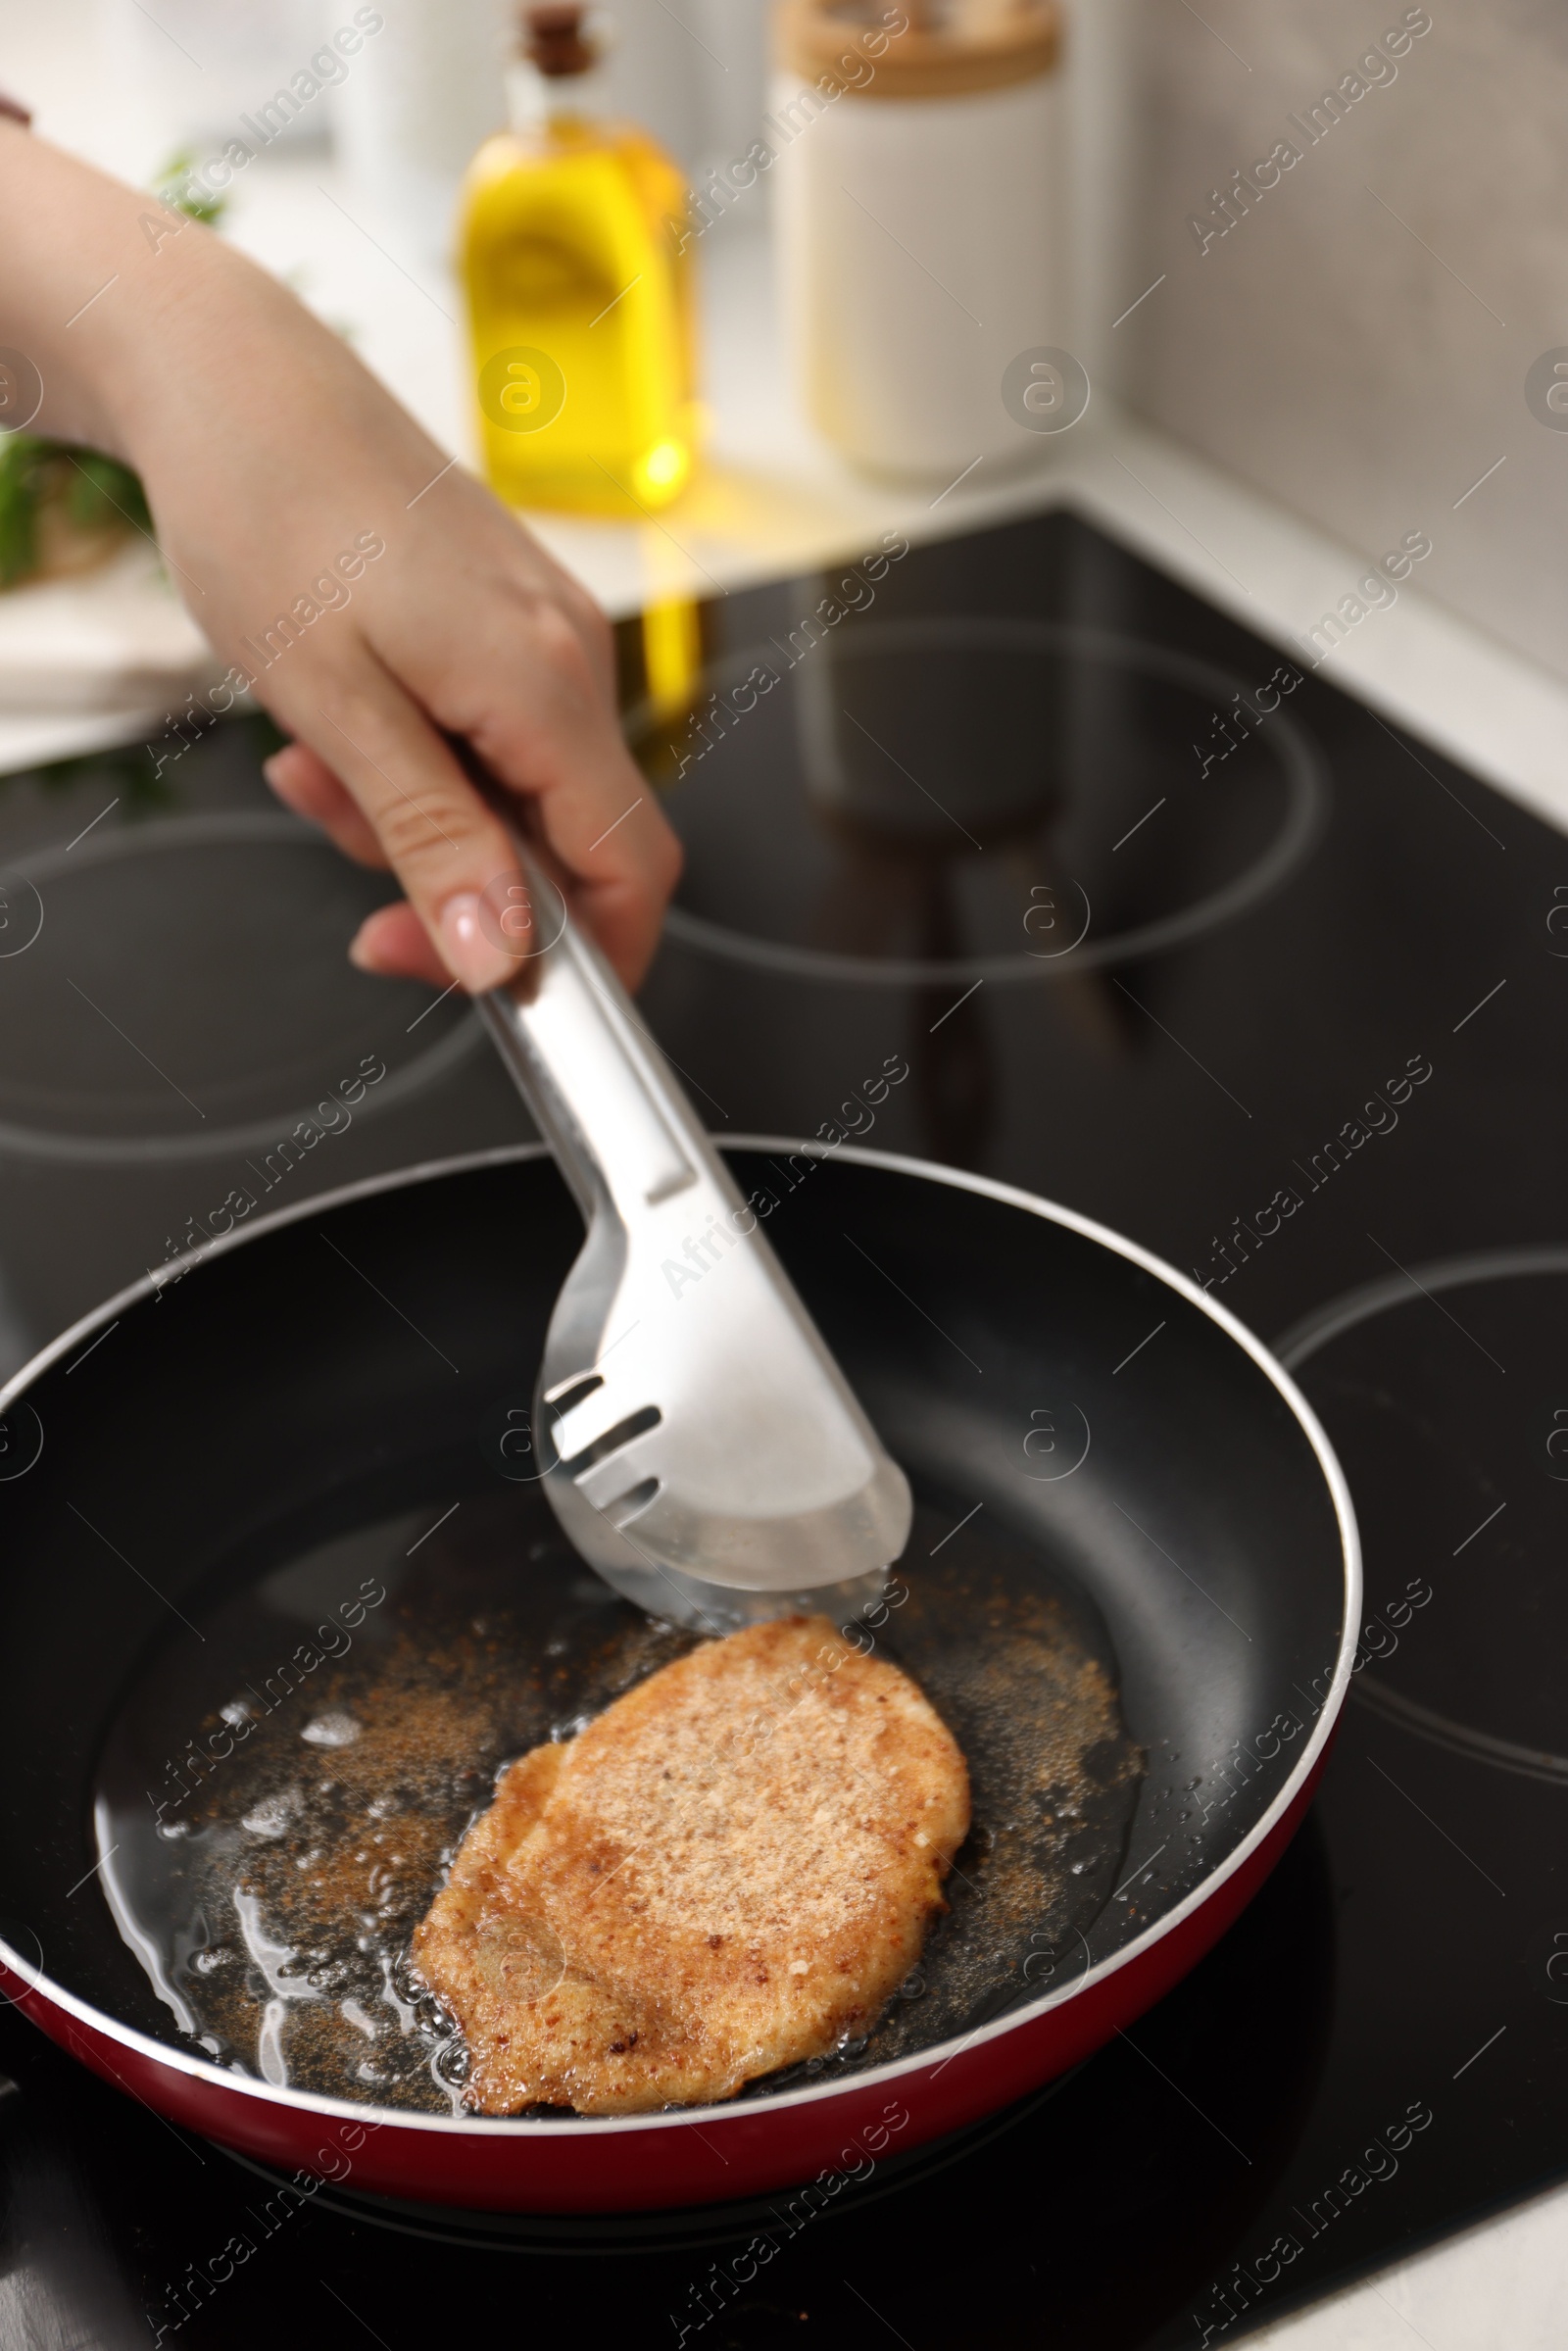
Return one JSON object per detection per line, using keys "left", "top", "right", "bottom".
{"left": 412, "top": 1615, "right": 969, "bottom": 2114}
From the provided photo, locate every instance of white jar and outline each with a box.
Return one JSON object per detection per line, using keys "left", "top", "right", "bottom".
{"left": 771, "top": 0, "right": 1067, "bottom": 482}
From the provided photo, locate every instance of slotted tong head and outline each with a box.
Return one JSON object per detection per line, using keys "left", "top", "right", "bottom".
{"left": 476, "top": 848, "right": 912, "bottom": 1634}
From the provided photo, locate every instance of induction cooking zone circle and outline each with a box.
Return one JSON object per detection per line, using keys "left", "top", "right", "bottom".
{"left": 1278, "top": 1248, "right": 1568, "bottom": 1785}
{"left": 632, "top": 620, "right": 1326, "bottom": 986}
{"left": 0, "top": 813, "right": 478, "bottom": 1161}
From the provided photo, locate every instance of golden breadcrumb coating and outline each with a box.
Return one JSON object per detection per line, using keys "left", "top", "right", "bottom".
{"left": 412, "top": 1615, "right": 970, "bottom": 2114}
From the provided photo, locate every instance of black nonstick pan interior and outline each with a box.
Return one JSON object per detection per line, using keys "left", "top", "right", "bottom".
{"left": 0, "top": 1146, "right": 1349, "bottom": 2109}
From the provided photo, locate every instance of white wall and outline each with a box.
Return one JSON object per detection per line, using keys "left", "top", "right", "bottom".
{"left": 1123, "top": 0, "right": 1568, "bottom": 682}
{"left": 1, "top": 1, "right": 767, "bottom": 203}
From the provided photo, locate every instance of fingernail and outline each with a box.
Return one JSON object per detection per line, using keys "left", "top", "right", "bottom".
{"left": 438, "top": 892, "right": 514, "bottom": 994}
{"left": 262, "top": 752, "right": 299, "bottom": 804}
{"left": 348, "top": 920, "right": 379, "bottom": 973}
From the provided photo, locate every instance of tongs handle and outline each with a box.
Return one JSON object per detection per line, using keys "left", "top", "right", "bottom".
{"left": 474, "top": 845, "right": 716, "bottom": 1230}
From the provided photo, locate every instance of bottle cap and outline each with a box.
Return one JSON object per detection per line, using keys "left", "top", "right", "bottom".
{"left": 775, "top": 0, "right": 1060, "bottom": 99}
{"left": 522, "top": 4, "right": 599, "bottom": 76}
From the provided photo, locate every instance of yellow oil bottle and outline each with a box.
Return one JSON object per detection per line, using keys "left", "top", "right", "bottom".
{"left": 461, "top": 4, "right": 699, "bottom": 516}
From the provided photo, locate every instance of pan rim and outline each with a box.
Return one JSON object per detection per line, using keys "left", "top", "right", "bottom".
{"left": 0, "top": 1135, "right": 1361, "bottom": 2138}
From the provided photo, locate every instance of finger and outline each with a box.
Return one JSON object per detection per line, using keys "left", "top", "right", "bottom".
{"left": 459, "top": 621, "right": 682, "bottom": 989}
{"left": 512, "top": 744, "right": 682, "bottom": 991}
{"left": 352, "top": 535, "right": 679, "bottom": 979}
{"left": 555, "top": 828, "right": 679, "bottom": 991}
{"left": 348, "top": 900, "right": 449, "bottom": 988}
{"left": 263, "top": 744, "right": 389, "bottom": 868}
{"left": 279, "top": 652, "right": 524, "bottom": 994}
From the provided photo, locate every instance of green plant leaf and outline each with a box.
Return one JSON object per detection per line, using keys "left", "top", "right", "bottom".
{"left": 0, "top": 434, "right": 48, "bottom": 586}
{"left": 62, "top": 449, "right": 153, "bottom": 537}
{"left": 152, "top": 146, "right": 229, "bottom": 226}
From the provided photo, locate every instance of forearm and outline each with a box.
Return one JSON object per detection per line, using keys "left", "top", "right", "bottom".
{"left": 0, "top": 117, "right": 195, "bottom": 457}
{"left": 0, "top": 120, "right": 441, "bottom": 495}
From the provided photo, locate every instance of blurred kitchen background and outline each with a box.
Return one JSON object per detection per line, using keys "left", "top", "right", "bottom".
{"left": 2, "top": 0, "right": 1563, "bottom": 746}
{"left": 6, "top": 0, "right": 1568, "bottom": 1429}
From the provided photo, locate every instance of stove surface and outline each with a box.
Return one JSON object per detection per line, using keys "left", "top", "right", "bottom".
{"left": 1, "top": 508, "right": 1563, "bottom": 2348}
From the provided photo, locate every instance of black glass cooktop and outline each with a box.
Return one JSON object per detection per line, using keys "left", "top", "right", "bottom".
{"left": 2, "top": 505, "right": 1566, "bottom": 2347}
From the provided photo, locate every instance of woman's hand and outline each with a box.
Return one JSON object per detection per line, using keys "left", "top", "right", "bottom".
{"left": 0, "top": 121, "right": 681, "bottom": 994}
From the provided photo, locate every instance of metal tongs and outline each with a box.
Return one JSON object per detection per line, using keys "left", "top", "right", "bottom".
{"left": 476, "top": 847, "right": 912, "bottom": 1635}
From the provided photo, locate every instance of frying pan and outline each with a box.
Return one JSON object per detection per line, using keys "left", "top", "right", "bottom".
{"left": 0, "top": 1140, "right": 1357, "bottom": 2211}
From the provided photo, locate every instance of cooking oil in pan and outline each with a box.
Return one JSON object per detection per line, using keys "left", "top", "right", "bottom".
{"left": 93, "top": 1491, "right": 1144, "bottom": 2114}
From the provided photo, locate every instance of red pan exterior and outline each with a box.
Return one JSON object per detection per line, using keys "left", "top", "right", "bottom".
{"left": 0, "top": 1764, "right": 1322, "bottom": 2214}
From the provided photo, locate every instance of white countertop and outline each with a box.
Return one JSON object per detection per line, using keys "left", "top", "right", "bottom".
{"left": 2, "top": 127, "right": 1565, "bottom": 2346}
{"left": 1249, "top": 2177, "right": 1568, "bottom": 2350}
